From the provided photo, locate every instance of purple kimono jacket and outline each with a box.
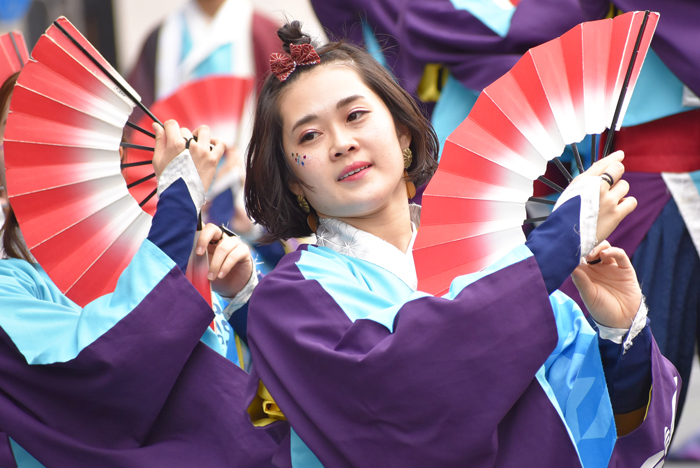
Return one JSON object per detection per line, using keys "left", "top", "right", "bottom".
{"left": 0, "top": 178, "right": 275, "bottom": 467}
{"left": 245, "top": 196, "right": 680, "bottom": 467}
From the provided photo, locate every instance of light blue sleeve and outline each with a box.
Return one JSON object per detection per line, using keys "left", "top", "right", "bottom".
{"left": 540, "top": 290, "right": 616, "bottom": 467}
{"left": 0, "top": 239, "right": 175, "bottom": 365}
{"left": 297, "top": 244, "right": 535, "bottom": 333}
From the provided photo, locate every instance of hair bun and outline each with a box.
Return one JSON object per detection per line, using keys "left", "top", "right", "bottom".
{"left": 277, "top": 21, "right": 311, "bottom": 53}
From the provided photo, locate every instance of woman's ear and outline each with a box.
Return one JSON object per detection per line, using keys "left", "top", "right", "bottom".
{"left": 397, "top": 124, "right": 412, "bottom": 150}
{"left": 289, "top": 181, "right": 303, "bottom": 198}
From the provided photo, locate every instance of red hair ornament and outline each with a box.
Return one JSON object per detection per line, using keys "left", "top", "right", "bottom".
{"left": 270, "top": 43, "right": 321, "bottom": 82}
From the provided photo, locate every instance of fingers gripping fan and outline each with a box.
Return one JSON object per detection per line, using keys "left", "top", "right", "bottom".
{"left": 414, "top": 11, "right": 659, "bottom": 297}
{"left": 4, "top": 17, "right": 213, "bottom": 308}
{"left": 124, "top": 75, "right": 254, "bottom": 215}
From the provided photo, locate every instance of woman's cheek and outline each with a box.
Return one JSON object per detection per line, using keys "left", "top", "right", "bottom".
{"left": 290, "top": 152, "right": 314, "bottom": 168}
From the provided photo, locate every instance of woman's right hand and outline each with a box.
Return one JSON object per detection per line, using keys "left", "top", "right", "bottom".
{"left": 196, "top": 223, "right": 254, "bottom": 298}
{"left": 576, "top": 150, "right": 637, "bottom": 243}
{"left": 152, "top": 120, "right": 226, "bottom": 192}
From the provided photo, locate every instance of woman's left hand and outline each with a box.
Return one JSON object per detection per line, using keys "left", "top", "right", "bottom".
{"left": 571, "top": 241, "right": 642, "bottom": 329}
{"left": 196, "top": 223, "right": 254, "bottom": 298}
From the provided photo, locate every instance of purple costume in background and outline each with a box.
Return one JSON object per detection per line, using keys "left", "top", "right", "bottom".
{"left": 311, "top": 0, "right": 586, "bottom": 95}
{"left": 580, "top": 0, "right": 700, "bottom": 96}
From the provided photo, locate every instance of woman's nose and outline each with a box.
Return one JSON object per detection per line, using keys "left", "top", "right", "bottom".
{"left": 330, "top": 129, "right": 357, "bottom": 158}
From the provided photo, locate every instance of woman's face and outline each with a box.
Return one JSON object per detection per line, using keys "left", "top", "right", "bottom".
{"left": 279, "top": 65, "right": 411, "bottom": 221}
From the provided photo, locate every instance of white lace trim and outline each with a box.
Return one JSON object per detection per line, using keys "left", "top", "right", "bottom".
{"left": 315, "top": 205, "right": 421, "bottom": 290}
{"left": 157, "top": 150, "right": 206, "bottom": 215}
{"left": 595, "top": 296, "right": 648, "bottom": 353}
{"left": 553, "top": 175, "right": 600, "bottom": 257}
{"left": 221, "top": 266, "right": 259, "bottom": 320}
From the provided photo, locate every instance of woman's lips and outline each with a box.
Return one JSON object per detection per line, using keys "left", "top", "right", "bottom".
{"left": 338, "top": 162, "right": 372, "bottom": 182}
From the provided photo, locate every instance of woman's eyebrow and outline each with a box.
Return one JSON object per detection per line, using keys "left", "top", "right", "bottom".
{"left": 291, "top": 95, "right": 366, "bottom": 133}
{"left": 336, "top": 94, "right": 363, "bottom": 109}
{"left": 292, "top": 113, "right": 318, "bottom": 133}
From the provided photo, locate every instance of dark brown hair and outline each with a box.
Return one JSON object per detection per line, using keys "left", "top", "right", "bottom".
{"left": 1, "top": 72, "right": 33, "bottom": 262}
{"left": 244, "top": 21, "right": 439, "bottom": 243}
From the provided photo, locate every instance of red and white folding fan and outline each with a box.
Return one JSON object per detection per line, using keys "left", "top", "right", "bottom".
{"left": 4, "top": 17, "right": 213, "bottom": 308}
{"left": 124, "top": 75, "right": 254, "bottom": 215}
{"left": 414, "top": 11, "right": 659, "bottom": 296}
{"left": 0, "top": 31, "right": 28, "bottom": 85}
{"left": 0, "top": 31, "right": 28, "bottom": 209}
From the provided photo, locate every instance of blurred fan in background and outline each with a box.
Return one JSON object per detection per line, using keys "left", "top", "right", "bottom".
{"left": 128, "top": 0, "right": 284, "bottom": 270}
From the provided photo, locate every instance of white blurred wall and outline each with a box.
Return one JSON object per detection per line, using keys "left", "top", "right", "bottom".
{"left": 113, "top": 0, "right": 324, "bottom": 75}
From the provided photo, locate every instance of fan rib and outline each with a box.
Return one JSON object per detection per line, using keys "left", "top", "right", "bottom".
{"left": 120, "top": 160, "right": 152, "bottom": 169}
{"left": 139, "top": 189, "right": 158, "bottom": 208}
{"left": 536, "top": 176, "right": 564, "bottom": 193}
{"left": 571, "top": 142, "right": 585, "bottom": 173}
{"left": 602, "top": 10, "right": 651, "bottom": 158}
{"left": 591, "top": 134, "right": 598, "bottom": 162}
{"left": 126, "top": 173, "right": 156, "bottom": 189}
{"left": 552, "top": 157, "right": 573, "bottom": 182}
{"left": 9, "top": 32, "right": 23, "bottom": 65}
{"left": 126, "top": 120, "right": 155, "bottom": 139}
{"left": 524, "top": 216, "right": 549, "bottom": 224}
{"left": 52, "top": 19, "right": 162, "bottom": 126}
{"left": 528, "top": 197, "right": 556, "bottom": 206}
{"left": 121, "top": 142, "right": 154, "bottom": 152}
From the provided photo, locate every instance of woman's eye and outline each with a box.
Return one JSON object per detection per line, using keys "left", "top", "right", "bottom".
{"left": 300, "top": 132, "right": 317, "bottom": 143}
{"left": 348, "top": 111, "right": 366, "bottom": 122}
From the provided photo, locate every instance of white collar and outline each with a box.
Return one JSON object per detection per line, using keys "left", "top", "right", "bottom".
{"left": 315, "top": 205, "right": 421, "bottom": 290}
{"left": 155, "top": 0, "right": 254, "bottom": 100}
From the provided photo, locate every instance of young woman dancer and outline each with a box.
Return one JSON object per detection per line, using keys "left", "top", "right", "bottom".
{"left": 0, "top": 71, "right": 274, "bottom": 467}
{"left": 243, "top": 22, "right": 680, "bottom": 468}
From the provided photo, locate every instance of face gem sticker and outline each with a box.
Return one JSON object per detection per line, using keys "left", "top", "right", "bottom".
{"left": 293, "top": 153, "right": 311, "bottom": 166}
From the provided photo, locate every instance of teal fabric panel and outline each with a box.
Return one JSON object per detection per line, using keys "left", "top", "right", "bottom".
{"left": 432, "top": 74, "right": 480, "bottom": 161}
{"left": 192, "top": 44, "right": 233, "bottom": 79}
{"left": 0, "top": 240, "right": 174, "bottom": 365}
{"left": 199, "top": 293, "right": 236, "bottom": 359}
{"left": 449, "top": 0, "right": 516, "bottom": 37}
{"left": 543, "top": 291, "right": 616, "bottom": 468}
{"left": 361, "top": 21, "right": 388, "bottom": 68}
{"left": 296, "top": 246, "right": 425, "bottom": 332}
{"left": 290, "top": 428, "right": 324, "bottom": 468}
{"left": 690, "top": 169, "right": 700, "bottom": 193}
{"left": 181, "top": 14, "right": 233, "bottom": 78}
{"left": 623, "top": 49, "right": 690, "bottom": 127}
{"left": 9, "top": 439, "right": 45, "bottom": 468}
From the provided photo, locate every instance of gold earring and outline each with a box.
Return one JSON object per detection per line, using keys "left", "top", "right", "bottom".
{"left": 402, "top": 148, "right": 416, "bottom": 198}
{"left": 307, "top": 213, "right": 318, "bottom": 233}
{"left": 404, "top": 171, "right": 416, "bottom": 199}
{"left": 297, "top": 193, "right": 318, "bottom": 232}
{"left": 297, "top": 193, "right": 310, "bottom": 213}
{"left": 403, "top": 147, "right": 413, "bottom": 169}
